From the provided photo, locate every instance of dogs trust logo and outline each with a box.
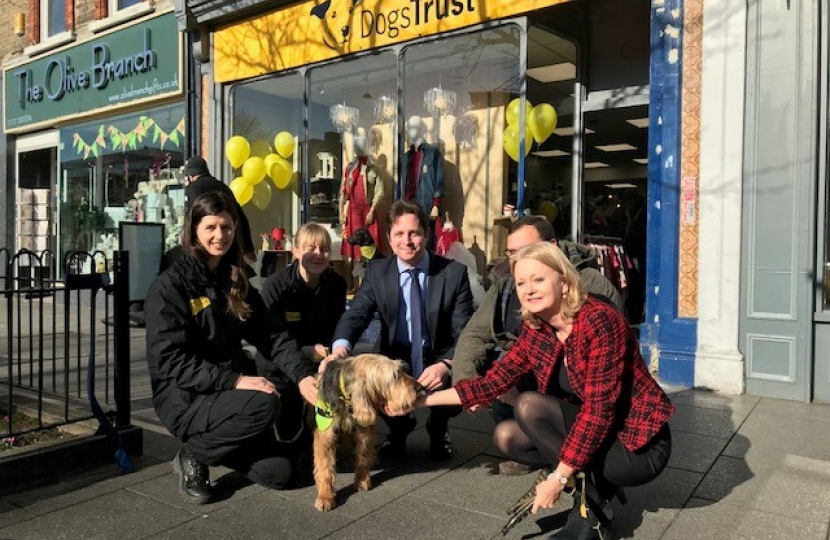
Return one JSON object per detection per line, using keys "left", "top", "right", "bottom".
{"left": 310, "top": 0, "right": 361, "bottom": 51}
{"left": 310, "top": 0, "right": 479, "bottom": 52}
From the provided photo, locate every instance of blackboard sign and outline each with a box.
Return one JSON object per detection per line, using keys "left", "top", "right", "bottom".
{"left": 118, "top": 222, "right": 164, "bottom": 302}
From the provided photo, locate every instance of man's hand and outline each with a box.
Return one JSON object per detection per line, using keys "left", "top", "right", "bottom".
{"left": 417, "top": 362, "right": 450, "bottom": 392}
{"left": 319, "top": 346, "right": 349, "bottom": 373}
{"left": 235, "top": 376, "right": 279, "bottom": 395}
{"left": 365, "top": 210, "right": 375, "bottom": 226}
{"left": 430, "top": 205, "right": 440, "bottom": 219}
{"left": 298, "top": 375, "right": 318, "bottom": 406}
{"left": 302, "top": 344, "right": 330, "bottom": 362}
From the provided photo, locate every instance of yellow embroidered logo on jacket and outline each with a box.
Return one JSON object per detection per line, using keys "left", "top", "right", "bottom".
{"left": 285, "top": 311, "right": 302, "bottom": 322}
{"left": 189, "top": 297, "right": 211, "bottom": 316}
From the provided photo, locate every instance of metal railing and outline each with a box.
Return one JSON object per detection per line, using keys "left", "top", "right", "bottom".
{"left": 0, "top": 248, "right": 131, "bottom": 442}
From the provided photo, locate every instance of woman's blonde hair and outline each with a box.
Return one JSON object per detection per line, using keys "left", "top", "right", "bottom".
{"left": 293, "top": 222, "right": 332, "bottom": 251}
{"left": 514, "top": 242, "right": 587, "bottom": 326}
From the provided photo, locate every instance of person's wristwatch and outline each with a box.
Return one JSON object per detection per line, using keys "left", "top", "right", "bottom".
{"left": 548, "top": 470, "right": 569, "bottom": 486}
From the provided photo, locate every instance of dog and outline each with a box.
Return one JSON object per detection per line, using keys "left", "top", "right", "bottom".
{"left": 313, "top": 353, "right": 419, "bottom": 511}
{"left": 310, "top": 0, "right": 362, "bottom": 51}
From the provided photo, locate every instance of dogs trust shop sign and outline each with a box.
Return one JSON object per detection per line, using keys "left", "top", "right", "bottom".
{"left": 214, "top": 0, "right": 574, "bottom": 83}
{"left": 3, "top": 13, "right": 181, "bottom": 133}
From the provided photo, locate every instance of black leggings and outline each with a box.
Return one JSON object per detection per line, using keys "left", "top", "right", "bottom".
{"left": 494, "top": 392, "right": 671, "bottom": 499}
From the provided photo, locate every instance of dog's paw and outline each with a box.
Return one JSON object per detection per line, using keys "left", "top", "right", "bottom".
{"left": 315, "top": 497, "right": 336, "bottom": 512}
{"left": 354, "top": 477, "right": 372, "bottom": 491}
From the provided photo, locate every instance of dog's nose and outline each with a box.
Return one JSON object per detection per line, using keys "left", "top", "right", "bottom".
{"left": 341, "top": 25, "right": 350, "bottom": 39}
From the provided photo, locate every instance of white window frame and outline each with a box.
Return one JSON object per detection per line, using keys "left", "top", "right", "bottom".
{"left": 90, "top": 0, "right": 154, "bottom": 34}
{"left": 39, "top": 0, "right": 66, "bottom": 39}
{"left": 24, "top": 0, "right": 73, "bottom": 56}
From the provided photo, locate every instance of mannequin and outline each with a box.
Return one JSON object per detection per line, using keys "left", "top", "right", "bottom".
{"left": 340, "top": 129, "right": 385, "bottom": 259}
{"left": 403, "top": 115, "right": 444, "bottom": 248}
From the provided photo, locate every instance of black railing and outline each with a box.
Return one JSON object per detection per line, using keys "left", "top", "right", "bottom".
{"left": 0, "top": 249, "right": 131, "bottom": 441}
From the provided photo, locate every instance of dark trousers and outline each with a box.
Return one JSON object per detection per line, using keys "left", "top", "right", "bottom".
{"left": 181, "top": 390, "right": 292, "bottom": 488}
{"left": 559, "top": 400, "right": 671, "bottom": 494}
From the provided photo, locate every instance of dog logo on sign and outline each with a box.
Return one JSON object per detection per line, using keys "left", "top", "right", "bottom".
{"left": 310, "top": 0, "right": 362, "bottom": 51}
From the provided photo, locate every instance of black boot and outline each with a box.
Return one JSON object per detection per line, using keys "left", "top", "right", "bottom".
{"left": 378, "top": 414, "right": 416, "bottom": 460}
{"left": 426, "top": 417, "right": 453, "bottom": 461}
{"left": 548, "top": 475, "right": 613, "bottom": 540}
{"left": 173, "top": 445, "right": 213, "bottom": 504}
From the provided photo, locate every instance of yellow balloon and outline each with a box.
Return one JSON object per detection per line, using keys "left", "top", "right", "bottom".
{"left": 270, "top": 158, "right": 293, "bottom": 190}
{"left": 274, "top": 131, "right": 295, "bottom": 159}
{"left": 225, "top": 136, "right": 250, "bottom": 169}
{"left": 251, "top": 182, "right": 273, "bottom": 210}
{"left": 502, "top": 124, "right": 533, "bottom": 162}
{"left": 250, "top": 139, "right": 271, "bottom": 158}
{"left": 529, "top": 103, "right": 558, "bottom": 144}
{"left": 229, "top": 176, "right": 253, "bottom": 205}
{"left": 263, "top": 153, "right": 281, "bottom": 179}
{"left": 506, "top": 98, "right": 533, "bottom": 126}
{"left": 241, "top": 156, "right": 267, "bottom": 185}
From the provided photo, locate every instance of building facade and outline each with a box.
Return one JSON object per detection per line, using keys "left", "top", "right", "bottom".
{"left": 1, "top": 0, "right": 187, "bottom": 275}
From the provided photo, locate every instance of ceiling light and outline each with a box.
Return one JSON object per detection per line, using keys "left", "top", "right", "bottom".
{"left": 527, "top": 62, "right": 576, "bottom": 83}
{"left": 633, "top": 158, "right": 649, "bottom": 164}
{"left": 554, "top": 127, "right": 595, "bottom": 137}
{"left": 584, "top": 162, "right": 609, "bottom": 169}
{"left": 605, "top": 183, "right": 638, "bottom": 189}
{"left": 627, "top": 118, "right": 649, "bottom": 128}
{"left": 596, "top": 143, "right": 637, "bottom": 152}
{"left": 532, "top": 150, "right": 570, "bottom": 157}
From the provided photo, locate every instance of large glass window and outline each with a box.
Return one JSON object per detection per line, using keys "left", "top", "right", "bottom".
{"left": 58, "top": 104, "right": 186, "bottom": 261}
{"left": 308, "top": 52, "right": 398, "bottom": 257}
{"left": 232, "top": 72, "right": 304, "bottom": 251}
{"left": 402, "top": 26, "right": 521, "bottom": 260}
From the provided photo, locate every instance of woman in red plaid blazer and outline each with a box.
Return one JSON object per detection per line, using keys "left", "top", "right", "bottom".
{"left": 412, "top": 242, "right": 674, "bottom": 540}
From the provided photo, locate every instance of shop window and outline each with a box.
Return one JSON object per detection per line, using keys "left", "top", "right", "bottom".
{"left": 57, "top": 104, "right": 186, "bottom": 264}
{"left": 40, "top": 0, "right": 66, "bottom": 38}
{"left": 402, "top": 26, "right": 521, "bottom": 261}
{"left": 231, "top": 72, "right": 304, "bottom": 255}
{"left": 308, "top": 52, "right": 398, "bottom": 259}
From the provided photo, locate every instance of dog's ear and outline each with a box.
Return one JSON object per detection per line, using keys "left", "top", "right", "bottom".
{"left": 350, "top": 376, "right": 378, "bottom": 428}
{"left": 311, "top": 0, "right": 331, "bottom": 19}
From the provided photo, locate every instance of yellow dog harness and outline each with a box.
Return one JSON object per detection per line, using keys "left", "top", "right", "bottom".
{"left": 315, "top": 370, "right": 371, "bottom": 431}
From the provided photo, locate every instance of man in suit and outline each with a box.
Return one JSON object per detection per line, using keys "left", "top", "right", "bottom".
{"left": 328, "top": 200, "right": 474, "bottom": 460}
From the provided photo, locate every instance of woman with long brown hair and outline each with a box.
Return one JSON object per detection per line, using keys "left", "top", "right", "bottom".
{"left": 145, "top": 191, "right": 317, "bottom": 504}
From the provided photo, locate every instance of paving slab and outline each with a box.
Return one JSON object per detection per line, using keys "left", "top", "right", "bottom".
{"left": 667, "top": 431, "right": 730, "bottom": 474}
{"left": 752, "top": 459, "right": 830, "bottom": 522}
{"left": 734, "top": 509, "right": 828, "bottom": 540}
{"left": 0, "top": 489, "right": 194, "bottom": 540}
{"left": 322, "top": 493, "right": 504, "bottom": 540}
{"left": 669, "top": 404, "right": 746, "bottom": 439}
{"left": 275, "top": 428, "right": 495, "bottom": 520}
{"left": 660, "top": 497, "right": 746, "bottom": 540}
{"left": 692, "top": 455, "right": 760, "bottom": 505}
{"left": 667, "top": 389, "right": 760, "bottom": 414}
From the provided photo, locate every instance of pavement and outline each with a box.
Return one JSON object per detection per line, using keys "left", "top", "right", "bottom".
{"left": 2, "top": 381, "right": 830, "bottom": 540}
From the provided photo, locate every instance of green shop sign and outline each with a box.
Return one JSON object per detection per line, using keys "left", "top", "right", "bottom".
{"left": 3, "top": 13, "right": 181, "bottom": 132}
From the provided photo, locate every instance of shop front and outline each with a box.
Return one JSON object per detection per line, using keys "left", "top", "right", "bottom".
{"left": 190, "top": 0, "right": 693, "bottom": 384}
{"left": 3, "top": 11, "right": 185, "bottom": 276}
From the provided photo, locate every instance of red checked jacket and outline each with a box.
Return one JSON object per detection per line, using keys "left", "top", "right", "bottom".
{"left": 454, "top": 298, "right": 675, "bottom": 471}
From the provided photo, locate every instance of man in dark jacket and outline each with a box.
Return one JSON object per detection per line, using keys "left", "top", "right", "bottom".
{"left": 184, "top": 155, "right": 256, "bottom": 259}
{"left": 452, "top": 215, "right": 623, "bottom": 475}
{"left": 327, "top": 200, "right": 474, "bottom": 460}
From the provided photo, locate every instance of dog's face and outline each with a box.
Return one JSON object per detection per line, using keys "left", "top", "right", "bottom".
{"left": 349, "top": 354, "right": 419, "bottom": 426}
{"left": 310, "top": 0, "right": 361, "bottom": 51}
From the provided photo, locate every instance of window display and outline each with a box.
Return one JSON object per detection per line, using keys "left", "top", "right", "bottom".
{"left": 402, "top": 26, "right": 521, "bottom": 259}
{"left": 58, "top": 103, "right": 186, "bottom": 269}
{"left": 231, "top": 72, "right": 303, "bottom": 250}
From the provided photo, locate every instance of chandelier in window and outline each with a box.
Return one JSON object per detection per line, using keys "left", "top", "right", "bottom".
{"left": 424, "top": 86, "right": 457, "bottom": 117}
{"left": 373, "top": 96, "right": 396, "bottom": 125}
{"left": 329, "top": 103, "right": 360, "bottom": 133}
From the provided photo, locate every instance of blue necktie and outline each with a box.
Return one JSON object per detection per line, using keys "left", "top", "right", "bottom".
{"left": 408, "top": 268, "right": 424, "bottom": 378}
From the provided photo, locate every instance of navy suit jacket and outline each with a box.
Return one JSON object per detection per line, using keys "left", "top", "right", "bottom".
{"left": 333, "top": 253, "right": 474, "bottom": 365}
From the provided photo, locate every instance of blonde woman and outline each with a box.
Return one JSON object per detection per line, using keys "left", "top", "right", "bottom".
{"left": 260, "top": 223, "right": 347, "bottom": 443}
{"left": 407, "top": 242, "right": 674, "bottom": 540}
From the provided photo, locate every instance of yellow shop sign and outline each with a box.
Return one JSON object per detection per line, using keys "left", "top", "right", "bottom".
{"left": 214, "top": 0, "right": 572, "bottom": 83}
